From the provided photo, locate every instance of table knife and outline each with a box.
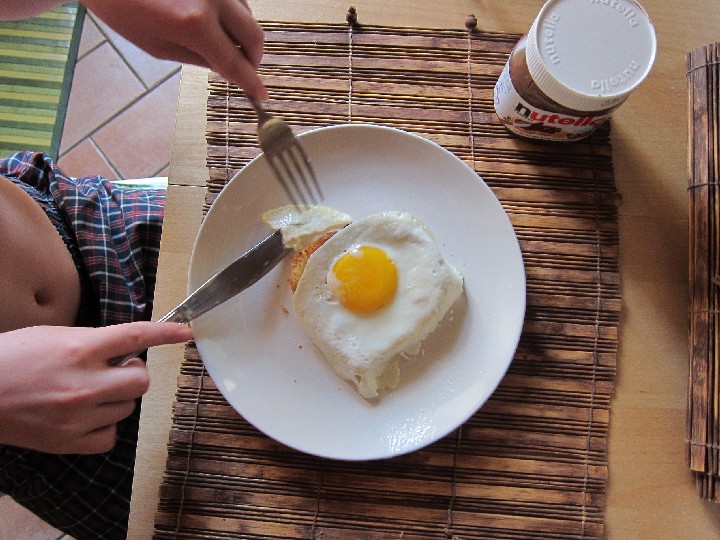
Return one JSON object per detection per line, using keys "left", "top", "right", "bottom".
{"left": 109, "top": 230, "right": 290, "bottom": 366}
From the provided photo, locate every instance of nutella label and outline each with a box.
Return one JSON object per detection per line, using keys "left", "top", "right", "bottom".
{"left": 494, "top": 63, "right": 611, "bottom": 141}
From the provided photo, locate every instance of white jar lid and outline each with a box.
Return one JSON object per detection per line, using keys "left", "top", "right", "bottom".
{"left": 526, "top": 0, "right": 657, "bottom": 112}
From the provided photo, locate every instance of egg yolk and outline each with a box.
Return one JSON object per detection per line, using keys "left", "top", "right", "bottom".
{"left": 330, "top": 246, "right": 398, "bottom": 313}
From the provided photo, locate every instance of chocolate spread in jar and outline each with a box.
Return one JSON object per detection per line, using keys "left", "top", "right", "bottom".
{"left": 498, "top": 36, "right": 617, "bottom": 140}
{"left": 494, "top": 0, "right": 657, "bottom": 142}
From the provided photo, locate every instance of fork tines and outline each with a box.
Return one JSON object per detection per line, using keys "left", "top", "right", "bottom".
{"left": 262, "top": 119, "right": 323, "bottom": 207}
{"left": 249, "top": 96, "right": 323, "bottom": 208}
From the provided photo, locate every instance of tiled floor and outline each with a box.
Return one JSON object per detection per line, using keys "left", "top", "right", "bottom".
{"left": 58, "top": 10, "right": 181, "bottom": 181}
{"left": 0, "top": 8, "right": 181, "bottom": 539}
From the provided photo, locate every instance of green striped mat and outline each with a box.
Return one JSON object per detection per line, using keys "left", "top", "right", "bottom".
{"left": 0, "top": 3, "right": 84, "bottom": 159}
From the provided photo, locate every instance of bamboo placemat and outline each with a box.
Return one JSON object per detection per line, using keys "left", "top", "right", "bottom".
{"left": 687, "top": 42, "right": 720, "bottom": 502}
{"left": 155, "top": 16, "right": 619, "bottom": 539}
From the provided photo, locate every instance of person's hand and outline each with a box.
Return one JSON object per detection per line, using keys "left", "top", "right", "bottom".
{"left": 0, "top": 322, "right": 193, "bottom": 454}
{"left": 82, "top": 0, "right": 267, "bottom": 99}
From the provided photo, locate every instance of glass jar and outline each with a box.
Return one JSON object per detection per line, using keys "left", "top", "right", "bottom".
{"left": 493, "top": 0, "right": 657, "bottom": 142}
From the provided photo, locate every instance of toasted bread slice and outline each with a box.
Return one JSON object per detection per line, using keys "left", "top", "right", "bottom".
{"left": 288, "top": 230, "right": 337, "bottom": 292}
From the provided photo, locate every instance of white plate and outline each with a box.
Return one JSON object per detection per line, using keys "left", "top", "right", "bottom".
{"left": 189, "top": 124, "right": 526, "bottom": 461}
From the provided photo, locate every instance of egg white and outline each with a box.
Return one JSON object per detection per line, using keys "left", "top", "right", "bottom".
{"left": 292, "top": 211, "right": 464, "bottom": 399}
{"left": 262, "top": 205, "right": 351, "bottom": 251}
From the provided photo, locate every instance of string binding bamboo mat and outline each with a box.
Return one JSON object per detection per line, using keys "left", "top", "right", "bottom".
{"left": 154, "top": 15, "right": 620, "bottom": 539}
{"left": 687, "top": 41, "right": 720, "bottom": 502}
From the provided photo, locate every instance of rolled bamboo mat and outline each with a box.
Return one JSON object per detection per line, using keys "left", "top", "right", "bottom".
{"left": 154, "top": 17, "right": 620, "bottom": 539}
{"left": 687, "top": 42, "right": 720, "bottom": 502}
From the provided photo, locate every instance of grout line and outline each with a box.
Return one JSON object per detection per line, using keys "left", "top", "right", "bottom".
{"left": 59, "top": 67, "right": 181, "bottom": 159}
{"left": 77, "top": 39, "right": 106, "bottom": 62}
{"left": 87, "top": 12, "right": 148, "bottom": 90}
{"left": 88, "top": 11, "right": 180, "bottom": 92}
{"left": 88, "top": 137, "right": 123, "bottom": 179}
{"left": 75, "top": 13, "right": 107, "bottom": 63}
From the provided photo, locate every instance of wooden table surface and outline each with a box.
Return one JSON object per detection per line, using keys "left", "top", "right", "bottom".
{"left": 128, "top": 1, "right": 720, "bottom": 538}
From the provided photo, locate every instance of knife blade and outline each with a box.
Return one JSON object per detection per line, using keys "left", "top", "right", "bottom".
{"left": 108, "top": 230, "right": 289, "bottom": 366}
{"left": 159, "top": 229, "right": 290, "bottom": 324}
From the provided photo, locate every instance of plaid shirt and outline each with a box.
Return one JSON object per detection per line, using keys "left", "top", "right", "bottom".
{"left": 0, "top": 152, "right": 165, "bottom": 539}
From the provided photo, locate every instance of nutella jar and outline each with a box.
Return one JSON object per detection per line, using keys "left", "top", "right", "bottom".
{"left": 494, "top": 0, "right": 657, "bottom": 142}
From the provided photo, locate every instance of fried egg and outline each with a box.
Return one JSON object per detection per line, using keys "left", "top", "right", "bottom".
{"left": 292, "top": 211, "right": 464, "bottom": 399}
{"left": 262, "top": 205, "right": 351, "bottom": 251}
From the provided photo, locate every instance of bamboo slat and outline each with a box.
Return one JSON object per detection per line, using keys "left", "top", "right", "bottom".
{"left": 687, "top": 42, "right": 720, "bottom": 502}
{"left": 154, "top": 19, "right": 620, "bottom": 539}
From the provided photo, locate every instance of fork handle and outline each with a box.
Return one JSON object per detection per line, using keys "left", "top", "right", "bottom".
{"left": 247, "top": 95, "right": 271, "bottom": 125}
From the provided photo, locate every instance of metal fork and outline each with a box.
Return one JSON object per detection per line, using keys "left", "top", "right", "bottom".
{"left": 247, "top": 97, "right": 323, "bottom": 206}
